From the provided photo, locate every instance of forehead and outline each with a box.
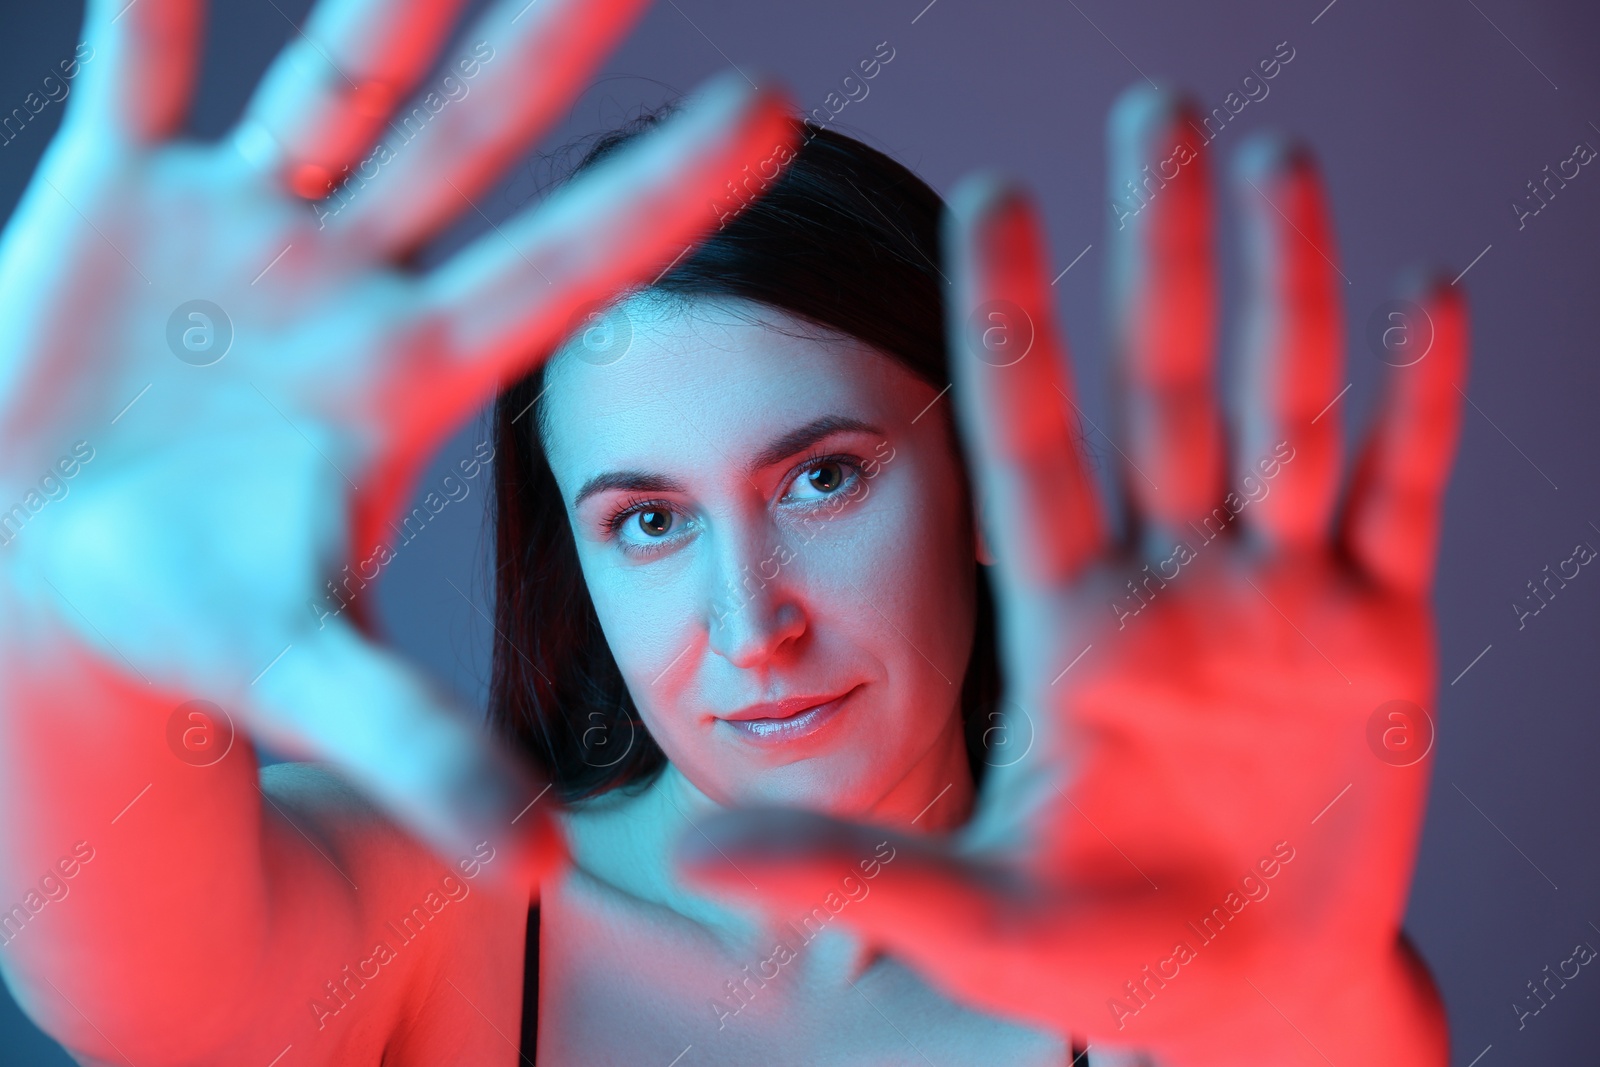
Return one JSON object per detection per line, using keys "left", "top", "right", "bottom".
{"left": 539, "top": 294, "right": 926, "bottom": 495}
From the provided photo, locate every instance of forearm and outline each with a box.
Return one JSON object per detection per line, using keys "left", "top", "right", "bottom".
{"left": 0, "top": 580, "right": 273, "bottom": 1062}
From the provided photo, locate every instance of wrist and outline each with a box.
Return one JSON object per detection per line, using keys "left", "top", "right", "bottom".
{"left": 1140, "top": 935, "right": 1447, "bottom": 1067}
{"left": 1339, "top": 934, "right": 1448, "bottom": 1064}
{"left": 1253, "top": 935, "right": 1447, "bottom": 1067}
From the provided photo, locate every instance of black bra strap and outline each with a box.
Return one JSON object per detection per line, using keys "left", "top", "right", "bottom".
{"left": 519, "top": 905, "right": 540, "bottom": 1063}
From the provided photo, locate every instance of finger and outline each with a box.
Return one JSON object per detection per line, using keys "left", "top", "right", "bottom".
{"left": 230, "top": 0, "right": 472, "bottom": 199}
{"left": 1105, "top": 85, "right": 1225, "bottom": 541}
{"left": 674, "top": 807, "right": 1204, "bottom": 1039}
{"left": 676, "top": 808, "right": 1001, "bottom": 948}
{"left": 402, "top": 72, "right": 796, "bottom": 442}
{"left": 943, "top": 173, "right": 1108, "bottom": 607}
{"left": 341, "top": 74, "right": 794, "bottom": 571}
{"left": 674, "top": 808, "right": 1024, "bottom": 1004}
{"left": 69, "top": 0, "right": 204, "bottom": 143}
{"left": 1229, "top": 135, "right": 1345, "bottom": 550}
{"left": 245, "top": 615, "right": 566, "bottom": 894}
{"left": 328, "top": 0, "right": 655, "bottom": 257}
{"left": 1340, "top": 275, "right": 1469, "bottom": 595}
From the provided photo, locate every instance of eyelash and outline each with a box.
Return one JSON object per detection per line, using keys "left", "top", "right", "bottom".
{"left": 602, "top": 450, "right": 868, "bottom": 558}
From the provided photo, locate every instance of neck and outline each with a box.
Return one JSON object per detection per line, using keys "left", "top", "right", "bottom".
{"left": 555, "top": 716, "right": 977, "bottom": 977}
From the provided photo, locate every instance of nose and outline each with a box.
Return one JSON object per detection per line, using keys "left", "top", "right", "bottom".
{"left": 705, "top": 521, "right": 806, "bottom": 668}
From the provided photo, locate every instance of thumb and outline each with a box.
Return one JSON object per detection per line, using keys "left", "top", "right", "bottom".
{"left": 673, "top": 806, "right": 1014, "bottom": 971}
{"left": 673, "top": 806, "right": 1224, "bottom": 1041}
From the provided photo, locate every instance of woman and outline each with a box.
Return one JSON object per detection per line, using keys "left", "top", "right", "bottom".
{"left": 495, "top": 107, "right": 1077, "bottom": 1063}
{"left": 0, "top": 0, "right": 1462, "bottom": 1064}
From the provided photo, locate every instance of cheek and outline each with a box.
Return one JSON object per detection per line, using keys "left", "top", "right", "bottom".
{"left": 815, "top": 460, "right": 977, "bottom": 689}
{"left": 580, "top": 558, "right": 704, "bottom": 724}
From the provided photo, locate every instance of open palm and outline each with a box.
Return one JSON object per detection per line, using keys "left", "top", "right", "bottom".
{"left": 0, "top": 0, "right": 795, "bottom": 885}
{"left": 676, "top": 85, "right": 1465, "bottom": 1067}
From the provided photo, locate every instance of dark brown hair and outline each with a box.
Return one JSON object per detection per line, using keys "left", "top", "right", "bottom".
{"left": 487, "top": 103, "right": 1002, "bottom": 803}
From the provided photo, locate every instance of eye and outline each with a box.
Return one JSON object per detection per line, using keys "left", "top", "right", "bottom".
{"left": 806, "top": 460, "right": 844, "bottom": 492}
{"left": 633, "top": 508, "right": 672, "bottom": 537}
{"left": 601, "top": 495, "right": 691, "bottom": 559}
{"left": 785, "top": 455, "right": 861, "bottom": 502}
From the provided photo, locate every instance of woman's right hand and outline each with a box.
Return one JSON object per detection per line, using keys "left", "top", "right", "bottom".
{"left": 0, "top": 0, "right": 793, "bottom": 1056}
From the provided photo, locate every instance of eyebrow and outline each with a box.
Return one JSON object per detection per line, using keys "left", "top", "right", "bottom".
{"left": 571, "top": 414, "right": 886, "bottom": 511}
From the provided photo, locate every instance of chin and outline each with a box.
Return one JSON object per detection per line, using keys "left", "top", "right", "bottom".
{"left": 718, "top": 756, "right": 891, "bottom": 817}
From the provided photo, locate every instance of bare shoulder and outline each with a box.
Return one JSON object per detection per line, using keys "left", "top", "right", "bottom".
{"left": 224, "top": 762, "right": 533, "bottom": 1067}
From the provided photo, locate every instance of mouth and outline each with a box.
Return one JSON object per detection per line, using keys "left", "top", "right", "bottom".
{"left": 719, "top": 685, "right": 860, "bottom": 744}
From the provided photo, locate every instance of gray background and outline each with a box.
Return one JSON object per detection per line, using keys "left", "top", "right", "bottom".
{"left": 1, "top": 1, "right": 1596, "bottom": 1064}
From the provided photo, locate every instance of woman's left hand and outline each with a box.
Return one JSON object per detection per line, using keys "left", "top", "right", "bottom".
{"left": 674, "top": 85, "right": 1466, "bottom": 1067}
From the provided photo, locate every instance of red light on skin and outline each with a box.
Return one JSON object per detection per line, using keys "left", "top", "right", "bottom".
{"left": 289, "top": 161, "right": 334, "bottom": 201}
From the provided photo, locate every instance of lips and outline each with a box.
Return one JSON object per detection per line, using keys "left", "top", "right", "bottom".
{"left": 717, "top": 685, "right": 861, "bottom": 743}
{"left": 719, "top": 688, "right": 856, "bottom": 722}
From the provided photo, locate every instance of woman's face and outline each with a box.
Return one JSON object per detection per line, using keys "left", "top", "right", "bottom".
{"left": 539, "top": 293, "right": 984, "bottom": 820}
